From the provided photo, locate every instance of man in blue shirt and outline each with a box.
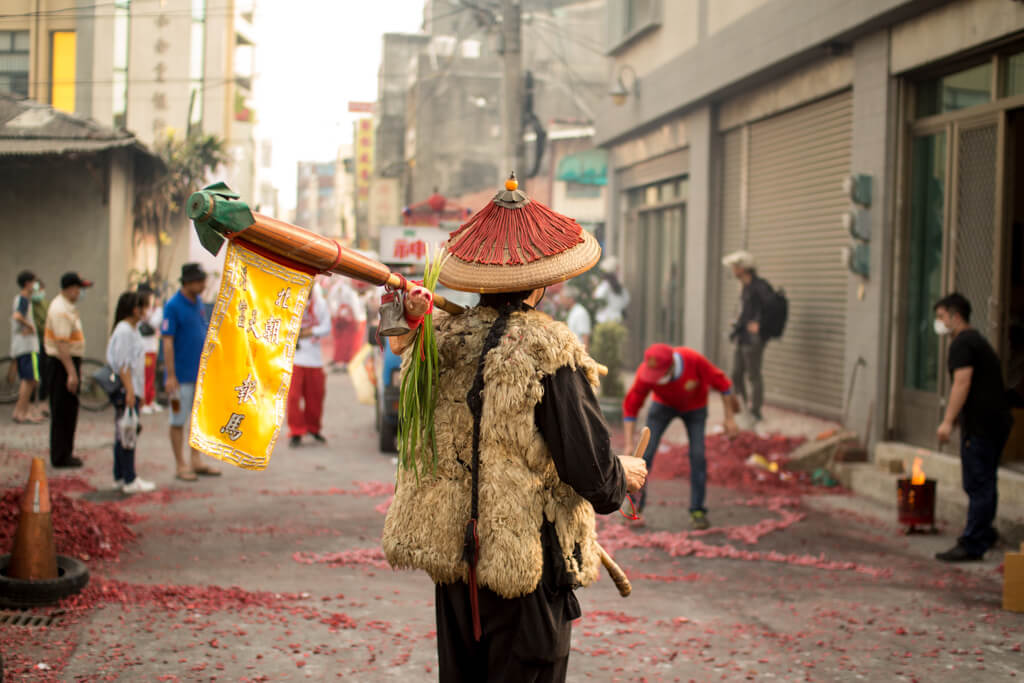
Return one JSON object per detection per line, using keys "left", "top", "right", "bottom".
{"left": 162, "top": 263, "right": 220, "bottom": 481}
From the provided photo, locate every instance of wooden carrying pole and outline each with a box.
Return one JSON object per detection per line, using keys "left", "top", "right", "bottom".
{"left": 594, "top": 425, "right": 649, "bottom": 598}
{"left": 238, "top": 211, "right": 466, "bottom": 315}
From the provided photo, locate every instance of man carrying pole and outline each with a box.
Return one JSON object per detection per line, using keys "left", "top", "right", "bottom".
{"left": 380, "top": 174, "right": 646, "bottom": 682}
{"left": 185, "top": 180, "right": 645, "bottom": 682}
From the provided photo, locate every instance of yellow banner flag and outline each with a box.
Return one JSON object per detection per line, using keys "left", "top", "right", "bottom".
{"left": 190, "top": 241, "right": 314, "bottom": 470}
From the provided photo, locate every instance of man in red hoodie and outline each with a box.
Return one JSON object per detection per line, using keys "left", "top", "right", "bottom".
{"left": 623, "top": 343, "right": 738, "bottom": 529}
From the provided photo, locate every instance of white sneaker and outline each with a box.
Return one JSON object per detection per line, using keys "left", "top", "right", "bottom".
{"left": 113, "top": 479, "right": 123, "bottom": 491}
{"left": 140, "top": 405, "right": 155, "bottom": 415}
{"left": 121, "top": 478, "right": 156, "bottom": 494}
{"left": 152, "top": 403, "right": 164, "bottom": 412}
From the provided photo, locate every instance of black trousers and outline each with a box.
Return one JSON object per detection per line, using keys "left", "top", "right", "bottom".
{"left": 435, "top": 581, "right": 576, "bottom": 683}
{"left": 34, "top": 344, "right": 50, "bottom": 401}
{"left": 49, "top": 357, "right": 81, "bottom": 466}
{"left": 959, "top": 431, "right": 1008, "bottom": 556}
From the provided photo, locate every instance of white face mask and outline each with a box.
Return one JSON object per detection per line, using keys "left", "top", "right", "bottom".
{"left": 934, "top": 319, "right": 950, "bottom": 336}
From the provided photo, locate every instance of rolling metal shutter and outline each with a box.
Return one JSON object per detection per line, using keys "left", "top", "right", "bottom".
{"left": 745, "top": 91, "right": 852, "bottom": 417}
{"left": 716, "top": 127, "right": 745, "bottom": 369}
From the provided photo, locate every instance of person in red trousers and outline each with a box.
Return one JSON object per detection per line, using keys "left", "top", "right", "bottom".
{"left": 328, "top": 277, "right": 366, "bottom": 371}
{"left": 288, "top": 283, "right": 331, "bottom": 447}
{"left": 138, "top": 286, "right": 163, "bottom": 415}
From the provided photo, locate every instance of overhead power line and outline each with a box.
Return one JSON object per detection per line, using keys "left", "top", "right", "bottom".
{"left": 24, "top": 74, "right": 238, "bottom": 88}
{"left": 0, "top": 0, "right": 256, "bottom": 21}
{"left": 527, "top": 13, "right": 607, "bottom": 57}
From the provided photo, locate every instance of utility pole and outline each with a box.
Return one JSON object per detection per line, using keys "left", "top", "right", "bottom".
{"left": 501, "top": 0, "right": 526, "bottom": 183}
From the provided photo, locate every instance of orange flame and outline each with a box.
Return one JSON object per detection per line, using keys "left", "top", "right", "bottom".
{"left": 911, "top": 458, "right": 926, "bottom": 486}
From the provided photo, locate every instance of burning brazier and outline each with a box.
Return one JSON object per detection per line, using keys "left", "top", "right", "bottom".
{"left": 897, "top": 458, "right": 937, "bottom": 534}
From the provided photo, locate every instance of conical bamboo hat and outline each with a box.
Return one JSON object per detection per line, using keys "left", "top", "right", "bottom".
{"left": 439, "top": 173, "right": 602, "bottom": 293}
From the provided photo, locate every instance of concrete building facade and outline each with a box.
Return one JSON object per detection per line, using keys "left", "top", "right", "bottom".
{"left": 596, "top": 0, "right": 1024, "bottom": 474}
{"left": 395, "top": 1, "right": 609, "bottom": 203}
{"left": 72, "top": 0, "right": 257, "bottom": 289}
{"left": 295, "top": 147, "right": 355, "bottom": 243}
{"left": 0, "top": 94, "right": 160, "bottom": 357}
{"left": 377, "top": 32, "right": 431, "bottom": 187}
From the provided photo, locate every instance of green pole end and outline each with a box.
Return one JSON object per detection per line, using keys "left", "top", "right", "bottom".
{"left": 187, "top": 190, "right": 214, "bottom": 223}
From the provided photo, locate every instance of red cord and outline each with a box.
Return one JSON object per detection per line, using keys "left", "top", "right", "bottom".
{"left": 467, "top": 519, "right": 482, "bottom": 641}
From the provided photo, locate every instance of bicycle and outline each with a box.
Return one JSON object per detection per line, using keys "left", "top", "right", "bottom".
{"left": 0, "top": 356, "right": 110, "bottom": 412}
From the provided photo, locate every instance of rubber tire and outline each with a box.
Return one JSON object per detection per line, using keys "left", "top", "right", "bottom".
{"left": 78, "top": 358, "right": 112, "bottom": 412}
{"left": 0, "top": 554, "right": 89, "bottom": 608}
{"left": 379, "top": 425, "right": 397, "bottom": 454}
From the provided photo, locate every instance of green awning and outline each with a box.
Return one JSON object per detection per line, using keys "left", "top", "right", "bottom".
{"left": 556, "top": 149, "right": 608, "bottom": 186}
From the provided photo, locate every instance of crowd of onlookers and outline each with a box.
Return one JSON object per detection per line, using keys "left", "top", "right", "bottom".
{"left": 11, "top": 270, "right": 96, "bottom": 474}
{"left": 8, "top": 266, "right": 224, "bottom": 494}
{"left": 8, "top": 266, "right": 383, "bottom": 494}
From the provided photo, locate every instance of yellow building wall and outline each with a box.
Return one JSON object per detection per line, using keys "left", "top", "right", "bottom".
{"left": 50, "top": 30, "right": 75, "bottom": 112}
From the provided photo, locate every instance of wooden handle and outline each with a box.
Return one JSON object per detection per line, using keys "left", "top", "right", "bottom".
{"left": 597, "top": 543, "right": 631, "bottom": 597}
{"left": 633, "top": 426, "right": 651, "bottom": 459}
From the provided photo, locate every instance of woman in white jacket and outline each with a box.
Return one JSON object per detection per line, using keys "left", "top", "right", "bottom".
{"left": 106, "top": 291, "right": 156, "bottom": 493}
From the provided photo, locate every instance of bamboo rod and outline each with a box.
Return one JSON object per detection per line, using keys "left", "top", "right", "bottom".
{"left": 597, "top": 543, "right": 631, "bottom": 597}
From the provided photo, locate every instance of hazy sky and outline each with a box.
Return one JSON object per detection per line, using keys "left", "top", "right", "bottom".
{"left": 252, "top": 0, "right": 426, "bottom": 210}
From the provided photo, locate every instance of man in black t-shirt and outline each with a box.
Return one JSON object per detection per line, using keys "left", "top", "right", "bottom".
{"left": 934, "top": 293, "right": 1012, "bottom": 562}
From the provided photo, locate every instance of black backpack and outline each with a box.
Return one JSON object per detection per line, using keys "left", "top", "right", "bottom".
{"left": 760, "top": 282, "right": 788, "bottom": 340}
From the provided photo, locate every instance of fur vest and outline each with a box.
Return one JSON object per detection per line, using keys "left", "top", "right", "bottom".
{"left": 381, "top": 307, "right": 603, "bottom": 599}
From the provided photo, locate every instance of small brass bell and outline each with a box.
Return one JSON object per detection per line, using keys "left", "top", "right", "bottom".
{"left": 378, "top": 287, "right": 412, "bottom": 337}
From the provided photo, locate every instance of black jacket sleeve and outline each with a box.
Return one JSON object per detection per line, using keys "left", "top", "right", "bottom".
{"left": 534, "top": 365, "right": 627, "bottom": 514}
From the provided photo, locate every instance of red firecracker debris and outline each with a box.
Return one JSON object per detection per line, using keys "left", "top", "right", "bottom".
{"left": 0, "top": 486, "right": 139, "bottom": 562}
{"left": 648, "top": 433, "right": 816, "bottom": 496}
{"left": 292, "top": 548, "right": 390, "bottom": 569}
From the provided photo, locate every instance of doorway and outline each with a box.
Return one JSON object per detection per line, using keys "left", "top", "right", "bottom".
{"left": 896, "top": 112, "right": 1004, "bottom": 449}
{"left": 1001, "top": 108, "right": 1024, "bottom": 471}
{"left": 894, "top": 49, "right": 1024, "bottom": 472}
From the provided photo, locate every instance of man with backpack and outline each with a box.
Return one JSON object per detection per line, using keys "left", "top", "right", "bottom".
{"left": 723, "top": 251, "right": 786, "bottom": 424}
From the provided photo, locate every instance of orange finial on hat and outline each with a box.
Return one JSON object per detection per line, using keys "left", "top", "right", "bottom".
{"left": 440, "top": 172, "right": 601, "bottom": 293}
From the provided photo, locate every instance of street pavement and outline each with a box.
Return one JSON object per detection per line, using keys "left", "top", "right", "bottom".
{"left": 0, "top": 369, "right": 1021, "bottom": 682}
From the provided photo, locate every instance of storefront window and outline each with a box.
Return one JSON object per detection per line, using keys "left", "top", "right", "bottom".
{"left": 625, "top": 187, "right": 645, "bottom": 209}
{"left": 903, "top": 133, "right": 946, "bottom": 392}
{"left": 1004, "top": 52, "right": 1024, "bottom": 97}
{"left": 916, "top": 62, "right": 991, "bottom": 117}
{"left": 0, "top": 31, "right": 30, "bottom": 97}
{"left": 621, "top": 176, "right": 687, "bottom": 360}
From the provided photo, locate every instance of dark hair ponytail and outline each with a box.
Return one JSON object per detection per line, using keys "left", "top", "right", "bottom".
{"left": 112, "top": 291, "right": 142, "bottom": 332}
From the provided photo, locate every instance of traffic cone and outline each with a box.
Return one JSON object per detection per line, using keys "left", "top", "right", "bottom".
{"left": 7, "top": 457, "right": 58, "bottom": 580}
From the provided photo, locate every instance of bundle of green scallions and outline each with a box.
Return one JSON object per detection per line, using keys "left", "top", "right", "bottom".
{"left": 397, "top": 247, "right": 447, "bottom": 479}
